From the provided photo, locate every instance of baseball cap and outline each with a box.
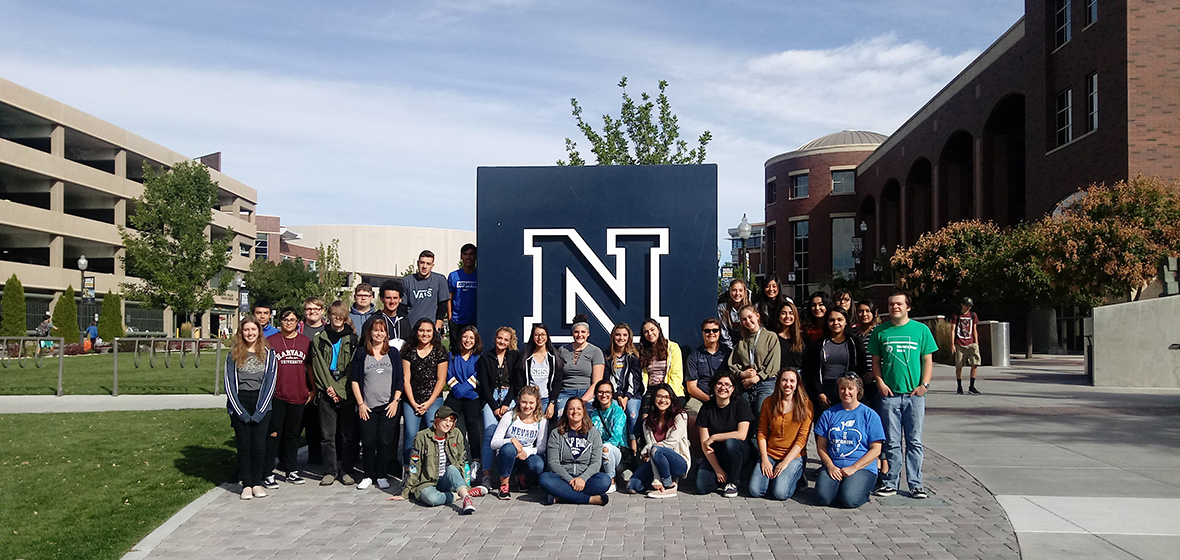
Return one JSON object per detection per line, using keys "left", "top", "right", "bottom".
{"left": 435, "top": 406, "right": 458, "bottom": 420}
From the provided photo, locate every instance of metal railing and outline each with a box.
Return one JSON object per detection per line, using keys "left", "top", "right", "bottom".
{"left": 112, "top": 337, "right": 223, "bottom": 397}
{"left": 0, "top": 337, "right": 66, "bottom": 396}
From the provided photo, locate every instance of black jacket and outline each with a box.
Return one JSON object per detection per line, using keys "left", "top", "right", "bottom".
{"left": 513, "top": 349, "right": 565, "bottom": 404}
{"left": 802, "top": 335, "right": 864, "bottom": 403}
{"left": 347, "top": 346, "right": 403, "bottom": 407}
{"left": 475, "top": 349, "right": 521, "bottom": 409}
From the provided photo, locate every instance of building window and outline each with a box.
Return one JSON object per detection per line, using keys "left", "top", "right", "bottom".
{"left": 791, "top": 174, "right": 809, "bottom": 199}
{"left": 239, "top": 243, "right": 251, "bottom": 257}
{"left": 831, "top": 218, "right": 855, "bottom": 279}
{"left": 1086, "top": 73, "right": 1098, "bottom": 132}
{"left": 831, "top": 170, "right": 856, "bottom": 195}
{"left": 1084, "top": 0, "right": 1097, "bottom": 26}
{"left": 254, "top": 238, "right": 268, "bottom": 260}
{"left": 792, "top": 220, "right": 809, "bottom": 302}
{"left": 1056, "top": 89, "right": 1073, "bottom": 147}
{"left": 766, "top": 179, "right": 777, "bottom": 204}
{"left": 1054, "top": 0, "right": 1072, "bottom": 48}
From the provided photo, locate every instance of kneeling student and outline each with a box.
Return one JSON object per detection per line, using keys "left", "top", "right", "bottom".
{"left": 538, "top": 397, "right": 611, "bottom": 505}
{"left": 391, "top": 406, "right": 487, "bottom": 513}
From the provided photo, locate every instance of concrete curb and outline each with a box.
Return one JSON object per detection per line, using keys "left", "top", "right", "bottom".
{"left": 121, "top": 483, "right": 233, "bottom": 560}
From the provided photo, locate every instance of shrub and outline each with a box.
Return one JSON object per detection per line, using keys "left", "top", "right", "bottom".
{"left": 51, "top": 287, "right": 80, "bottom": 344}
{"left": 1, "top": 274, "right": 26, "bottom": 337}
{"left": 98, "top": 291, "right": 124, "bottom": 342}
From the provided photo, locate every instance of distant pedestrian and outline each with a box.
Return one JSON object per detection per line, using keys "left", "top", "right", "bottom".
{"left": 447, "top": 243, "right": 477, "bottom": 351}
{"left": 402, "top": 250, "right": 450, "bottom": 334}
{"left": 85, "top": 320, "right": 98, "bottom": 347}
{"left": 224, "top": 318, "right": 278, "bottom": 500}
{"left": 952, "top": 297, "right": 982, "bottom": 395}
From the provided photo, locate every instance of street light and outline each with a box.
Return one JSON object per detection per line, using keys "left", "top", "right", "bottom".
{"left": 737, "top": 214, "right": 751, "bottom": 284}
{"left": 77, "top": 255, "right": 88, "bottom": 343}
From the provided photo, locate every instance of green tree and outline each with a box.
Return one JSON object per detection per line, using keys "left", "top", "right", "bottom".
{"left": 314, "top": 239, "right": 347, "bottom": 304}
{"left": 559, "top": 77, "right": 712, "bottom": 166}
{"left": 51, "top": 286, "right": 80, "bottom": 343}
{"left": 1, "top": 274, "right": 26, "bottom": 337}
{"left": 891, "top": 220, "right": 1006, "bottom": 313}
{"left": 119, "top": 161, "right": 232, "bottom": 327}
{"left": 245, "top": 258, "right": 318, "bottom": 313}
{"left": 98, "top": 291, "right": 124, "bottom": 341}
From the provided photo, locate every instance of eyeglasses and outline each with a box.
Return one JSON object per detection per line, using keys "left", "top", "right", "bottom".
{"left": 702, "top": 328, "right": 721, "bottom": 334}
{"left": 304, "top": 307, "right": 322, "bottom": 312}
{"left": 654, "top": 395, "right": 672, "bottom": 402}
{"left": 355, "top": 293, "right": 372, "bottom": 298}
{"left": 595, "top": 390, "right": 613, "bottom": 395}
{"left": 715, "top": 383, "right": 734, "bottom": 390}
{"left": 280, "top": 317, "right": 299, "bottom": 323}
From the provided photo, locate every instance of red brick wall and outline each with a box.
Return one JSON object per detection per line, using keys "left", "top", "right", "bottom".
{"left": 1126, "top": 0, "right": 1180, "bottom": 179}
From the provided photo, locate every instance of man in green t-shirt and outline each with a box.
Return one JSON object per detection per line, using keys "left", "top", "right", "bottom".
{"left": 867, "top": 290, "right": 937, "bottom": 499}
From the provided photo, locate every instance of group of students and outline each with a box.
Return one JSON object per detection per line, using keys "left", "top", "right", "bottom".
{"left": 224, "top": 258, "right": 938, "bottom": 513}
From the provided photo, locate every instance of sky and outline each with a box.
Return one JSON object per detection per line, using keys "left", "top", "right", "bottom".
{"left": 0, "top": 0, "right": 1026, "bottom": 251}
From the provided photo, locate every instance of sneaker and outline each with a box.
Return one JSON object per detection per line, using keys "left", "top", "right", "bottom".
{"left": 498, "top": 484, "right": 511, "bottom": 500}
{"left": 467, "top": 486, "right": 488, "bottom": 497}
{"left": 340, "top": 473, "right": 356, "bottom": 486}
{"left": 516, "top": 473, "right": 530, "bottom": 491}
{"left": 251, "top": 486, "right": 268, "bottom": 498}
{"left": 262, "top": 475, "right": 280, "bottom": 490}
{"left": 598, "top": 493, "right": 610, "bottom": 506}
{"left": 873, "top": 485, "right": 897, "bottom": 497}
{"left": 956, "top": 387, "right": 964, "bottom": 395}
{"left": 240, "top": 486, "right": 253, "bottom": 500}
{"left": 542, "top": 493, "right": 556, "bottom": 506}
{"left": 285, "top": 471, "right": 305, "bottom": 485}
{"left": 356, "top": 477, "right": 373, "bottom": 490}
{"left": 460, "top": 495, "right": 476, "bottom": 515}
{"left": 376, "top": 478, "right": 391, "bottom": 490}
{"left": 320, "top": 474, "right": 336, "bottom": 486}
{"left": 646, "top": 487, "right": 677, "bottom": 499}
{"left": 469, "top": 461, "right": 481, "bottom": 485}
{"left": 607, "top": 482, "right": 617, "bottom": 494}
{"left": 723, "top": 483, "right": 739, "bottom": 498}
{"left": 911, "top": 487, "right": 929, "bottom": 499}
{"left": 480, "top": 473, "right": 494, "bottom": 489}
{"left": 968, "top": 386, "right": 981, "bottom": 395}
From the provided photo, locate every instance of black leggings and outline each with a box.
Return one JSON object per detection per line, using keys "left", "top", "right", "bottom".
{"left": 231, "top": 390, "right": 271, "bottom": 487}
{"left": 443, "top": 395, "right": 485, "bottom": 462}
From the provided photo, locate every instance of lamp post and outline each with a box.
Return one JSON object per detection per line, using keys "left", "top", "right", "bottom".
{"left": 77, "top": 255, "right": 88, "bottom": 343}
{"left": 737, "top": 214, "right": 751, "bottom": 285}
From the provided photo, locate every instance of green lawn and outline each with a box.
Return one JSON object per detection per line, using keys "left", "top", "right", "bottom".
{"left": 0, "top": 409, "right": 234, "bottom": 560}
{"left": 0, "top": 351, "right": 221, "bottom": 395}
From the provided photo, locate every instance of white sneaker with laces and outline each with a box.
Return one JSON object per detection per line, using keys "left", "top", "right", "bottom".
{"left": 356, "top": 477, "right": 373, "bottom": 490}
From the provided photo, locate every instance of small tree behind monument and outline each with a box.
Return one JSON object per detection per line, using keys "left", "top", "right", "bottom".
{"left": 98, "top": 291, "right": 124, "bottom": 342}
{"left": 51, "top": 286, "right": 80, "bottom": 344}
{"left": 1, "top": 274, "right": 27, "bottom": 337}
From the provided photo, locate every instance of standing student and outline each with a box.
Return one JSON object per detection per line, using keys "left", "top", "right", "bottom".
{"left": 627, "top": 384, "right": 691, "bottom": 498}
{"left": 717, "top": 279, "right": 749, "bottom": 349}
{"left": 402, "top": 250, "right": 450, "bottom": 332}
{"left": 639, "top": 319, "right": 685, "bottom": 404}
{"left": 225, "top": 318, "right": 278, "bottom": 500}
{"left": 952, "top": 297, "right": 982, "bottom": 395}
{"left": 814, "top": 375, "right": 884, "bottom": 508}
{"left": 376, "top": 280, "right": 410, "bottom": 349}
{"left": 869, "top": 290, "right": 937, "bottom": 499}
{"left": 447, "top": 243, "right": 477, "bottom": 351}
{"left": 605, "top": 323, "right": 643, "bottom": 451}
{"left": 348, "top": 283, "right": 377, "bottom": 334}
{"left": 553, "top": 315, "right": 605, "bottom": 413}
{"left": 803, "top": 308, "right": 864, "bottom": 410}
{"left": 253, "top": 302, "right": 279, "bottom": 337}
{"left": 401, "top": 318, "right": 448, "bottom": 475}
{"left": 587, "top": 380, "right": 627, "bottom": 491}
{"left": 490, "top": 386, "right": 548, "bottom": 500}
{"left": 300, "top": 297, "right": 327, "bottom": 340}
{"left": 442, "top": 325, "right": 484, "bottom": 482}
{"left": 311, "top": 301, "right": 361, "bottom": 486}
{"left": 727, "top": 305, "right": 781, "bottom": 416}
{"left": 391, "top": 406, "right": 487, "bottom": 513}
{"left": 475, "top": 326, "right": 519, "bottom": 488}
{"left": 349, "top": 318, "right": 402, "bottom": 490}
{"left": 299, "top": 297, "right": 327, "bottom": 465}
{"left": 685, "top": 318, "right": 730, "bottom": 414}
{"left": 803, "top": 292, "right": 829, "bottom": 345}
{"left": 517, "top": 324, "right": 562, "bottom": 419}
{"left": 832, "top": 289, "right": 854, "bottom": 314}
{"left": 692, "top": 374, "right": 754, "bottom": 498}
{"left": 263, "top": 308, "right": 314, "bottom": 488}
{"left": 750, "top": 368, "right": 812, "bottom": 501}
{"left": 755, "top": 275, "right": 788, "bottom": 334}
{"left": 777, "top": 302, "right": 808, "bottom": 372}
{"left": 539, "top": 398, "right": 611, "bottom": 505}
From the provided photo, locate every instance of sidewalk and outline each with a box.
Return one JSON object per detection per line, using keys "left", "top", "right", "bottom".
{"left": 923, "top": 355, "right": 1180, "bottom": 560}
{"left": 0, "top": 394, "right": 224, "bottom": 413}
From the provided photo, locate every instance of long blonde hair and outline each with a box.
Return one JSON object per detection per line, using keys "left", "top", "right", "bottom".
{"left": 232, "top": 318, "right": 271, "bottom": 367}
{"left": 514, "top": 385, "right": 543, "bottom": 423}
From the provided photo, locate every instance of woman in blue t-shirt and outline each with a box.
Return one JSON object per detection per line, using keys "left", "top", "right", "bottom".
{"left": 813, "top": 374, "right": 884, "bottom": 508}
{"left": 443, "top": 325, "right": 484, "bottom": 483}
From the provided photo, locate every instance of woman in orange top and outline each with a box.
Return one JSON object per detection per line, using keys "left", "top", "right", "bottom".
{"left": 750, "top": 367, "right": 812, "bottom": 500}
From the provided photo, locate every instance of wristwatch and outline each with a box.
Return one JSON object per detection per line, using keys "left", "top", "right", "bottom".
{"left": 922, "top": 383, "right": 930, "bottom": 388}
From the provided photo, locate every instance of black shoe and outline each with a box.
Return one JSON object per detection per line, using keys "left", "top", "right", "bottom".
{"left": 873, "top": 485, "right": 897, "bottom": 497}
{"left": 968, "top": 386, "right": 981, "bottom": 395}
{"left": 956, "top": 387, "right": 963, "bottom": 394}
{"left": 262, "top": 475, "right": 280, "bottom": 490}
{"left": 911, "top": 487, "right": 929, "bottom": 499}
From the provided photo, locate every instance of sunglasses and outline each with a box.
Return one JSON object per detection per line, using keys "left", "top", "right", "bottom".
{"left": 703, "top": 328, "right": 721, "bottom": 334}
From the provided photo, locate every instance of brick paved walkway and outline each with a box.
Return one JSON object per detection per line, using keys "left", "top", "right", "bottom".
{"left": 130, "top": 449, "right": 1018, "bottom": 560}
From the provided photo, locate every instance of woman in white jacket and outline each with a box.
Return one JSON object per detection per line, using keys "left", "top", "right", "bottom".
{"left": 625, "top": 383, "right": 691, "bottom": 498}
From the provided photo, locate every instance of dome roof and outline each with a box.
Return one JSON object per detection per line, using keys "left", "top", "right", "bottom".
{"left": 797, "top": 130, "right": 887, "bottom": 151}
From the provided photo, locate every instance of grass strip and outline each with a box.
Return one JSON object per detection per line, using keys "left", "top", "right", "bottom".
{"left": 0, "top": 352, "right": 219, "bottom": 395}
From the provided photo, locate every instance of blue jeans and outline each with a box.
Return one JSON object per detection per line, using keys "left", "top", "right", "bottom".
{"left": 624, "top": 397, "right": 642, "bottom": 442}
{"left": 481, "top": 388, "right": 512, "bottom": 473}
{"left": 813, "top": 467, "right": 876, "bottom": 508}
{"left": 748, "top": 456, "right": 804, "bottom": 500}
{"left": 879, "top": 394, "right": 925, "bottom": 489}
{"left": 401, "top": 399, "right": 443, "bottom": 465}
{"left": 494, "top": 443, "right": 544, "bottom": 482}
{"left": 627, "top": 447, "right": 688, "bottom": 491}
{"left": 538, "top": 471, "right": 611, "bottom": 504}
{"left": 416, "top": 464, "right": 467, "bottom": 506}
{"left": 746, "top": 377, "right": 776, "bottom": 419}
{"left": 602, "top": 443, "right": 622, "bottom": 476}
{"left": 554, "top": 388, "right": 586, "bottom": 415}
{"left": 693, "top": 438, "right": 749, "bottom": 494}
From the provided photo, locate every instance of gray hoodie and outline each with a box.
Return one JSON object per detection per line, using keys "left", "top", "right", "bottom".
{"left": 545, "top": 425, "right": 603, "bottom": 482}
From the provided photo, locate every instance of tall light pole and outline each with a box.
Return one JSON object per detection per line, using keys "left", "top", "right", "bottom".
{"left": 738, "top": 214, "right": 751, "bottom": 285}
{"left": 77, "top": 255, "right": 88, "bottom": 343}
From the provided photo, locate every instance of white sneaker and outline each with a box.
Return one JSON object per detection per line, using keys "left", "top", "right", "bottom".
{"left": 376, "top": 478, "right": 390, "bottom": 490}
{"left": 607, "top": 482, "right": 617, "bottom": 494}
{"left": 356, "top": 477, "right": 373, "bottom": 490}
{"left": 469, "top": 461, "right": 481, "bottom": 485}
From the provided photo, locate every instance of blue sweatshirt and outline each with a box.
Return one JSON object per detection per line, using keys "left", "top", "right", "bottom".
{"left": 447, "top": 352, "right": 480, "bottom": 400}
